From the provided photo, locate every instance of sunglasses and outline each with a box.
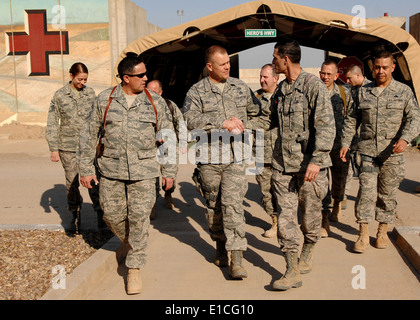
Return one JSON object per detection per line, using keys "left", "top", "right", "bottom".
{"left": 123, "top": 72, "right": 147, "bottom": 79}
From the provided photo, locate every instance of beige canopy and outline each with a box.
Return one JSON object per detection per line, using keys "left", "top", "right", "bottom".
{"left": 114, "top": 0, "right": 420, "bottom": 106}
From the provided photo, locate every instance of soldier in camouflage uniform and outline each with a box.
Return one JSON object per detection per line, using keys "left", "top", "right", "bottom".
{"left": 182, "top": 45, "right": 266, "bottom": 280}
{"left": 270, "top": 40, "right": 335, "bottom": 291}
{"left": 254, "top": 64, "right": 279, "bottom": 238}
{"left": 78, "top": 54, "right": 177, "bottom": 295}
{"left": 319, "top": 59, "right": 351, "bottom": 236}
{"left": 46, "top": 62, "right": 104, "bottom": 234}
{"left": 340, "top": 51, "right": 420, "bottom": 253}
{"left": 147, "top": 79, "right": 187, "bottom": 217}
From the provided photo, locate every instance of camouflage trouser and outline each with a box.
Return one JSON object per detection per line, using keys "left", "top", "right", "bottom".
{"left": 356, "top": 154, "right": 405, "bottom": 224}
{"left": 59, "top": 151, "right": 100, "bottom": 212}
{"left": 198, "top": 162, "right": 248, "bottom": 251}
{"left": 100, "top": 176, "right": 155, "bottom": 269}
{"left": 322, "top": 148, "right": 350, "bottom": 209}
{"left": 272, "top": 168, "right": 328, "bottom": 253}
{"left": 255, "top": 164, "right": 276, "bottom": 217}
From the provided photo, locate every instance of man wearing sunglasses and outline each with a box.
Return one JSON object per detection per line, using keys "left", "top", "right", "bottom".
{"left": 78, "top": 53, "right": 177, "bottom": 295}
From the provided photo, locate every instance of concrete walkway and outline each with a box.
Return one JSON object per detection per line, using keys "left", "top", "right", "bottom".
{"left": 0, "top": 139, "right": 419, "bottom": 300}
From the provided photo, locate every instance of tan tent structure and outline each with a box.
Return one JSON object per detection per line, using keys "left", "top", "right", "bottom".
{"left": 114, "top": 0, "right": 420, "bottom": 106}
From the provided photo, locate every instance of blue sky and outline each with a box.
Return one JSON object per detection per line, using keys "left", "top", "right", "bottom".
{"left": 134, "top": 0, "right": 420, "bottom": 29}
{"left": 133, "top": 0, "right": 420, "bottom": 68}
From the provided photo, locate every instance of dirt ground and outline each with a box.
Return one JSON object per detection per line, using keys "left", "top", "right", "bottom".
{"left": 0, "top": 122, "right": 419, "bottom": 300}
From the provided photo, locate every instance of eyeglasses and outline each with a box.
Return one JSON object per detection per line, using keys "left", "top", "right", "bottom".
{"left": 124, "top": 72, "right": 147, "bottom": 79}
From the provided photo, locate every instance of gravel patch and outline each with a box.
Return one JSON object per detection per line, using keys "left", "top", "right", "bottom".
{"left": 0, "top": 229, "right": 114, "bottom": 300}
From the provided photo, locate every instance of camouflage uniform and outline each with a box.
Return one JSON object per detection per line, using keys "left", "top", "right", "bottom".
{"left": 341, "top": 78, "right": 420, "bottom": 224}
{"left": 270, "top": 71, "right": 335, "bottom": 252}
{"left": 254, "top": 89, "right": 277, "bottom": 217}
{"left": 78, "top": 85, "right": 177, "bottom": 269}
{"left": 322, "top": 83, "right": 351, "bottom": 210}
{"left": 46, "top": 82, "right": 100, "bottom": 213}
{"left": 156, "top": 99, "right": 186, "bottom": 195}
{"left": 182, "top": 76, "right": 265, "bottom": 251}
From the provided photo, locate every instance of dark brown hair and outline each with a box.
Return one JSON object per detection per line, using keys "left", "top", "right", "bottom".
{"left": 274, "top": 39, "right": 301, "bottom": 64}
{"left": 69, "top": 62, "right": 88, "bottom": 76}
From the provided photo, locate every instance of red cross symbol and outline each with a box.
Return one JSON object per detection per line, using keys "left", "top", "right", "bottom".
{"left": 5, "top": 10, "right": 69, "bottom": 76}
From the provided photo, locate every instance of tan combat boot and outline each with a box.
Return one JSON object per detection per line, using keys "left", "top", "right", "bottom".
{"left": 229, "top": 251, "right": 247, "bottom": 279}
{"left": 263, "top": 215, "right": 278, "bottom": 238}
{"left": 214, "top": 240, "right": 228, "bottom": 267}
{"left": 330, "top": 200, "right": 342, "bottom": 222}
{"left": 164, "top": 192, "right": 175, "bottom": 210}
{"left": 126, "top": 268, "right": 142, "bottom": 295}
{"left": 353, "top": 223, "right": 369, "bottom": 253}
{"left": 272, "top": 252, "right": 302, "bottom": 291}
{"left": 375, "top": 223, "right": 389, "bottom": 249}
{"left": 298, "top": 242, "right": 315, "bottom": 274}
{"left": 320, "top": 210, "right": 330, "bottom": 238}
{"left": 341, "top": 198, "right": 347, "bottom": 210}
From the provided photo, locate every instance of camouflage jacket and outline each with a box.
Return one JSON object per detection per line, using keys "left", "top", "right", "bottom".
{"left": 46, "top": 82, "right": 96, "bottom": 152}
{"left": 330, "top": 83, "right": 351, "bottom": 150}
{"left": 342, "top": 78, "right": 420, "bottom": 161}
{"left": 254, "top": 89, "right": 278, "bottom": 164}
{"left": 270, "top": 71, "right": 335, "bottom": 173}
{"left": 182, "top": 76, "right": 267, "bottom": 164}
{"left": 165, "top": 98, "right": 186, "bottom": 141}
{"left": 78, "top": 85, "right": 177, "bottom": 180}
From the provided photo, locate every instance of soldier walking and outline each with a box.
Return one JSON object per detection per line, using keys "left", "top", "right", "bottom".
{"left": 182, "top": 45, "right": 266, "bottom": 279}
{"left": 78, "top": 53, "right": 177, "bottom": 295}
{"left": 46, "top": 62, "right": 104, "bottom": 234}
{"left": 254, "top": 64, "right": 279, "bottom": 238}
{"left": 270, "top": 40, "right": 335, "bottom": 290}
{"left": 147, "top": 79, "right": 186, "bottom": 217}
{"left": 319, "top": 59, "right": 351, "bottom": 235}
{"left": 340, "top": 51, "right": 419, "bottom": 253}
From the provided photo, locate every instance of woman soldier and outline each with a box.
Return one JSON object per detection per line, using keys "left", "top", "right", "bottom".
{"left": 46, "top": 62, "right": 105, "bottom": 234}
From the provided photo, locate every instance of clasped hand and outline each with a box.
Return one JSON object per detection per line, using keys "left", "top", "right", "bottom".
{"left": 223, "top": 117, "right": 244, "bottom": 135}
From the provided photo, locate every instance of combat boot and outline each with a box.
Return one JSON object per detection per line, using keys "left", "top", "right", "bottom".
{"left": 214, "top": 240, "right": 228, "bottom": 267}
{"left": 68, "top": 210, "right": 78, "bottom": 234}
{"left": 298, "top": 242, "right": 315, "bottom": 274}
{"left": 164, "top": 192, "right": 174, "bottom": 210}
{"left": 126, "top": 268, "right": 142, "bottom": 295}
{"left": 353, "top": 223, "right": 369, "bottom": 253}
{"left": 263, "top": 215, "right": 278, "bottom": 238}
{"left": 96, "top": 209, "right": 107, "bottom": 230}
{"left": 150, "top": 203, "right": 156, "bottom": 220}
{"left": 320, "top": 210, "right": 330, "bottom": 238}
{"left": 375, "top": 223, "right": 389, "bottom": 249}
{"left": 68, "top": 207, "right": 81, "bottom": 234}
{"left": 330, "top": 200, "right": 342, "bottom": 222}
{"left": 272, "top": 252, "right": 302, "bottom": 291}
{"left": 229, "top": 251, "right": 247, "bottom": 279}
{"left": 76, "top": 209, "right": 82, "bottom": 233}
{"left": 341, "top": 197, "right": 347, "bottom": 210}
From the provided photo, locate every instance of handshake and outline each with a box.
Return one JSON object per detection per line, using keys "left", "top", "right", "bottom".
{"left": 223, "top": 117, "right": 244, "bottom": 135}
